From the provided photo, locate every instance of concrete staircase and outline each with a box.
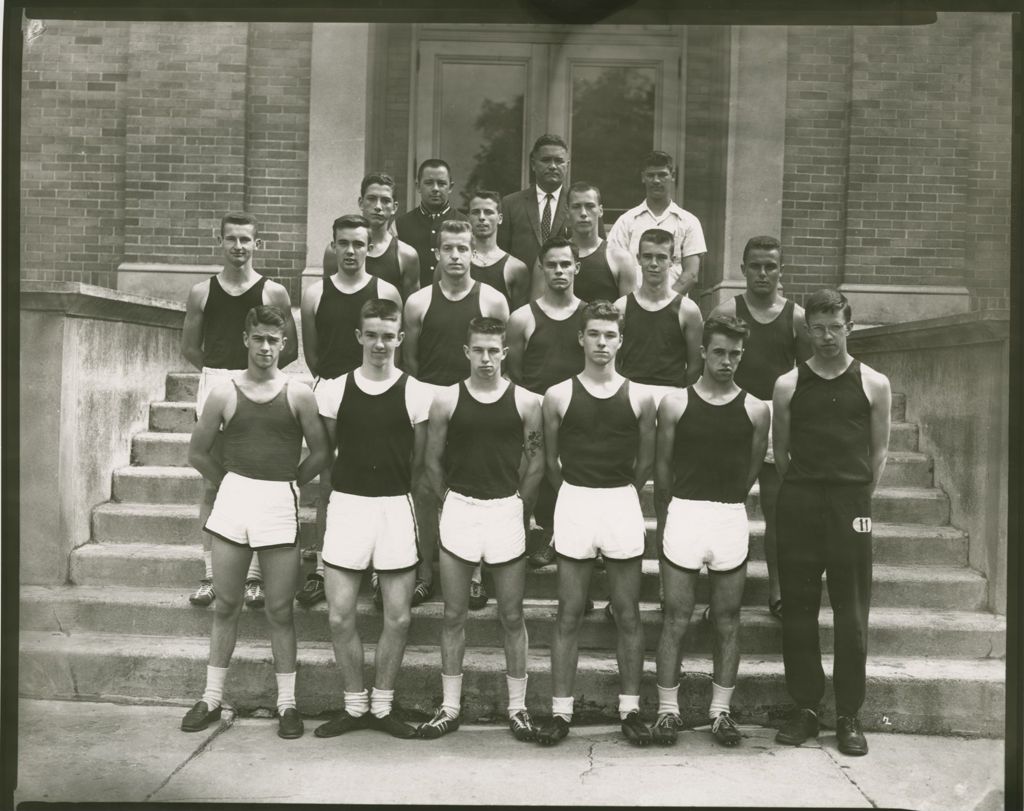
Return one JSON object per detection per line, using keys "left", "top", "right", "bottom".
{"left": 20, "top": 372, "right": 1005, "bottom": 736}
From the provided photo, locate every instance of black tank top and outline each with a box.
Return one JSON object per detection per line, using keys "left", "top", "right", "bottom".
{"left": 734, "top": 296, "right": 797, "bottom": 400}
{"left": 787, "top": 360, "right": 872, "bottom": 484}
{"left": 521, "top": 301, "right": 586, "bottom": 395}
{"left": 617, "top": 294, "right": 688, "bottom": 386}
{"left": 418, "top": 282, "right": 483, "bottom": 386}
{"left": 445, "top": 382, "right": 522, "bottom": 499}
{"left": 575, "top": 242, "right": 618, "bottom": 303}
{"left": 559, "top": 377, "right": 638, "bottom": 488}
{"left": 672, "top": 388, "right": 753, "bottom": 502}
{"left": 201, "top": 275, "right": 268, "bottom": 369}
{"left": 315, "top": 276, "right": 379, "bottom": 379}
{"left": 331, "top": 373, "right": 415, "bottom": 496}
{"left": 471, "top": 254, "right": 510, "bottom": 305}
{"left": 366, "top": 237, "right": 403, "bottom": 293}
{"left": 221, "top": 382, "right": 302, "bottom": 481}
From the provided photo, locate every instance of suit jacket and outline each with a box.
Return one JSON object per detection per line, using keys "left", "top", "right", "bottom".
{"left": 497, "top": 187, "right": 571, "bottom": 272}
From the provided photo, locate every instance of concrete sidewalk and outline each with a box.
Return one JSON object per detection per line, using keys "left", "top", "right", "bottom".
{"left": 13, "top": 699, "right": 1004, "bottom": 808}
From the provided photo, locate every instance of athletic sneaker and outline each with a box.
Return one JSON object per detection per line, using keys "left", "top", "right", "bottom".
{"left": 508, "top": 709, "right": 536, "bottom": 742}
{"left": 365, "top": 712, "right": 418, "bottom": 739}
{"left": 528, "top": 544, "right": 556, "bottom": 568}
{"left": 836, "top": 715, "right": 868, "bottom": 756}
{"left": 314, "top": 710, "right": 366, "bottom": 738}
{"left": 535, "top": 716, "right": 570, "bottom": 746}
{"left": 295, "top": 573, "right": 325, "bottom": 606}
{"left": 189, "top": 580, "right": 215, "bottom": 607}
{"left": 277, "top": 708, "right": 304, "bottom": 739}
{"left": 417, "top": 707, "right": 460, "bottom": 739}
{"left": 775, "top": 708, "right": 819, "bottom": 746}
{"left": 181, "top": 700, "right": 221, "bottom": 732}
{"left": 244, "top": 579, "right": 265, "bottom": 610}
{"left": 620, "top": 711, "right": 653, "bottom": 746}
{"left": 651, "top": 712, "right": 682, "bottom": 745}
{"left": 468, "top": 580, "right": 488, "bottom": 610}
{"left": 711, "top": 712, "right": 742, "bottom": 746}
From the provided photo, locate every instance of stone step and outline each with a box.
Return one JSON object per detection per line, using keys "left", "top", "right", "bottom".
{"left": 20, "top": 586, "right": 1005, "bottom": 660}
{"left": 69, "top": 545, "right": 988, "bottom": 610}
{"left": 109, "top": 466, "right": 950, "bottom": 525}
{"left": 18, "top": 630, "right": 1004, "bottom": 735}
{"left": 130, "top": 429, "right": 937, "bottom": 488}
{"left": 90, "top": 502, "right": 969, "bottom": 567}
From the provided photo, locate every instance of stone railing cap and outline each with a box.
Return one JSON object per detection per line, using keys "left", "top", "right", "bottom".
{"left": 20, "top": 281, "right": 185, "bottom": 328}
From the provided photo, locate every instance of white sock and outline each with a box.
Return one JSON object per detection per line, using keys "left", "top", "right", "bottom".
{"left": 275, "top": 671, "right": 296, "bottom": 712}
{"left": 203, "top": 549, "right": 213, "bottom": 581}
{"left": 506, "top": 674, "right": 528, "bottom": 716}
{"left": 343, "top": 689, "right": 369, "bottom": 717}
{"left": 246, "top": 556, "right": 262, "bottom": 582}
{"left": 370, "top": 687, "right": 394, "bottom": 719}
{"left": 201, "top": 665, "right": 228, "bottom": 710}
{"left": 709, "top": 682, "right": 734, "bottom": 718}
{"left": 471, "top": 564, "right": 482, "bottom": 585}
{"left": 618, "top": 694, "right": 640, "bottom": 720}
{"left": 551, "top": 695, "right": 574, "bottom": 723}
{"left": 441, "top": 673, "right": 463, "bottom": 718}
{"left": 657, "top": 683, "right": 679, "bottom": 716}
{"left": 315, "top": 550, "right": 324, "bottom": 577}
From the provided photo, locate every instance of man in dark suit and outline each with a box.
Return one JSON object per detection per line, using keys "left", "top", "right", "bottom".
{"left": 497, "top": 134, "right": 572, "bottom": 280}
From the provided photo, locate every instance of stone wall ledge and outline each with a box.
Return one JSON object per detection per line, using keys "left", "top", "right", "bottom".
{"left": 849, "top": 309, "right": 1009, "bottom": 353}
{"left": 21, "top": 282, "right": 185, "bottom": 329}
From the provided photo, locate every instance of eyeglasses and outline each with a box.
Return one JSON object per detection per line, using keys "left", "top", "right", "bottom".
{"left": 808, "top": 324, "right": 848, "bottom": 338}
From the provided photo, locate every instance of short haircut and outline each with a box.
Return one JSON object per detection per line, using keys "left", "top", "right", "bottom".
{"left": 359, "top": 297, "right": 402, "bottom": 328}
{"left": 332, "top": 214, "right": 371, "bottom": 241}
{"left": 530, "top": 133, "right": 568, "bottom": 157}
{"left": 244, "top": 304, "right": 286, "bottom": 334}
{"left": 638, "top": 228, "right": 675, "bottom": 252}
{"left": 538, "top": 236, "right": 579, "bottom": 264}
{"left": 580, "top": 300, "right": 623, "bottom": 332}
{"left": 435, "top": 219, "right": 473, "bottom": 248}
{"left": 221, "top": 212, "right": 258, "bottom": 237}
{"left": 642, "top": 150, "right": 675, "bottom": 171}
{"left": 360, "top": 172, "right": 397, "bottom": 198}
{"left": 468, "top": 190, "right": 502, "bottom": 211}
{"left": 742, "top": 235, "right": 783, "bottom": 264}
{"left": 567, "top": 181, "right": 602, "bottom": 205}
{"left": 416, "top": 158, "right": 453, "bottom": 182}
{"left": 805, "top": 288, "right": 852, "bottom": 323}
{"left": 466, "top": 315, "right": 507, "bottom": 344}
{"left": 701, "top": 314, "right": 749, "bottom": 349}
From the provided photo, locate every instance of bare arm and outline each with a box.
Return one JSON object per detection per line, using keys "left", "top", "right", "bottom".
{"left": 793, "top": 304, "right": 814, "bottom": 362}
{"left": 679, "top": 296, "right": 704, "bottom": 385}
{"left": 609, "top": 245, "right": 638, "bottom": 296}
{"left": 410, "top": 420, "right": 430, "bottom": 503}
{"left": 423, "top": 389, "right": 454, "bottom": 502}
{"left": 187, "top": 384, "right": 230, "bottom": 484}
{"left": 517, "top": 392, "right": 545, "bottom": 526}
{"left": 481, "top": 286, "right": 511, "bottom": 322}
{"left": 180, "top": 282, "right": 208, "bottom": 370}
{"left": 672, "top": 253, "right": 702, "bottom": 296}
{"left": 865, "top": 367, "right": 892, "bottom": 495}
{"left": 322, "top": 243, "right": 337, "bottom": 277}
{"left": 300, "top": 283, "right": 322, "bottom": 377}
{"left": 505, "top": 256, "right": 531, "bottom": 311}
{"left": 401, "top": 292, "right": 428, "bottom": 376}
{"left": 264, "top": 281, "right": 298, "bottom": 368}
{"left": 633, "top": 391, "right": 656, "bottom": 490}
{"left": 542, "top": 385, "right": 567, "bottom": 490}
{"left": 772, "top": 370, "right": 798, "bottom": 480}
{"left": 528, "top": 258, "right": 546, "bottom": 301}
{"left": 398, "top": 240, "right": 421, "bottom": 301}
{"left": 744, "top": 398, "right": 771, "bottom": 493}
{"left": 654, "top": 394, "right": 683, "bottom": 543}
{"left": 505, "top": 306, "right": 531, "bottom": 385}
{"left": 290, "top": 385, "right": 331, "bottom": 487}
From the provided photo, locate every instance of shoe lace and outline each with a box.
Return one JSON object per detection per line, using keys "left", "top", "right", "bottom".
{"left": 511, "top": 710, "right": 532, "bottom": 729}
{"left": 839, "top": 716, "right": 861, "bottom": 734}
{"left": 656, "top": 713, "right": 680, "bottom": 730}
{"left": 712, "top": 713, "right": 737, "bottom": 735}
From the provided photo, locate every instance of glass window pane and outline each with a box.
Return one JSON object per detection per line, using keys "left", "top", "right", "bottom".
{"left": 570, "top": 64, "right": 657, "bottom": 220}
{"left": 439, "top": 62, "right": 526, "bottom": 210}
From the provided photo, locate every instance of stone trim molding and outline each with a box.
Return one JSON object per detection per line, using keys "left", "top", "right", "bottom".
{"left": 838, "top": 283, "right": 970, "bottom": 325}
{"left": 21, "top": 282, "right": 185, "bottom": 329}
{"left": 849, "top": 309, "right": 1009, "bottom": 353}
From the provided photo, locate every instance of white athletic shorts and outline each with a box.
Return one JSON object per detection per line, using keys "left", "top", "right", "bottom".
{"left": 553, "top": 482, "right": 646, "bottom": 561}
{"left": 323, "top": 491, "right": 420, "bottom": 573}
{"left": 197, "top": 367, "right": 243, "bottom": 419}
{"left": 204, "top": 471, "right": 299, "bottom": 550}
{"left": 631, "top": 382, "right": 682, "bottom": 411}
{"left": 762, "top": 398, "right": 775, "bottom": 465}
{"left": 662, "top": 497, "right": 749, "bottom": 573}
{"left": 439, "top": 490, "right": 526, "bottom": 566}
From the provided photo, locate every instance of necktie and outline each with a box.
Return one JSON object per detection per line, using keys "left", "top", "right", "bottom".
{"left": 540, "top": 193, "right": 553, "bottom": 242}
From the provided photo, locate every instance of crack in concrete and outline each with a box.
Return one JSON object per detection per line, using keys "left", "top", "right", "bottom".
{"left": 578, "top": 742, "right": 598, "bottom": 784}
{"left": 143, "top": 708, "right": 235, "bottom": 802}
{"left": 52, "top": 609, "right": 70, "bottom": 637}
{"left": 822, "top": 744, "right": 878, "bottom": 808}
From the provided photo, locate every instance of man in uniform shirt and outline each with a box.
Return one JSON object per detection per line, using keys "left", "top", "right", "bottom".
{"left": 396, "top": 159, "right": 470, "bottom": 289}
{"left": 606, "top": 151, "right": 706, "bottom": 296}
{"left": 295, "top": 215, "right": 403, "bottom": 607}
{"left": 180, "top": 212, "right": 298, "bottom": 609}
{"left": 534, "top": 301, "right": 656, "bottom": 746}
{"left": 709, "top": 235, "right": 811, "bottom": 619}
{"left": 772, "top": 289, "right": 891, "bottom": 757}
{"left": 322, "top": 173, "right": 420, "bottom": 301}
{"left": 403, "top": 220, "right": 510, "bottom": 606}
{"left": 417, "top": 316, "right": 545, "bottom": 741}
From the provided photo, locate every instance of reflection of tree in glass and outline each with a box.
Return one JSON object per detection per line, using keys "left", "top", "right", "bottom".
{"left": 462, "top": 95, "right": 525, "bottom": 210}
{"left": 572, "top": 68, "right": 655, "bottom": 213}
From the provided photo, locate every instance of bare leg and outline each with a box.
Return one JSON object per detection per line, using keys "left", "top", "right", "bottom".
{"left": 439, "top": 550, "right": 473, "bottom": 676}
{"left": 490, "top": 559, "right": 528, "bottom": 679}
{"left": 550, "top": 558, "right": 593, "bottom": 697}
{"left": 207, "top": 538, "right": 251, "bottom": 667}
{"left": 709, "top": 564, "right": 747, "bottom": 688}
{"left": 375, "top": 570, "right": 416, "bottom": 689}
{"left": 604, "top": 557, "right": 645, "bottom": 696}
{"left": 324, "top": 567, "right": 365, "bottom": 690}
{"left": 258, "top": 545, "right": 301, "bottom": 673}
{"left": 761, "top": 464, "right": 782, "bottom": 607}
{"left": 655, "top": 563, "right": 699, "bottom": 686}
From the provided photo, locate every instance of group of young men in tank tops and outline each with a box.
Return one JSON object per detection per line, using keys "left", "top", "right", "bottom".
{"left": 177, "top": 136, "right": 892, "bottom": 759}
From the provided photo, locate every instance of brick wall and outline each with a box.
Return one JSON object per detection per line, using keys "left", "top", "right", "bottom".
{"left": 245, "top": 23, "right": 313, "bottom": 303}
{"left": 21, "top": 20, "right": 129, "bottom": 287}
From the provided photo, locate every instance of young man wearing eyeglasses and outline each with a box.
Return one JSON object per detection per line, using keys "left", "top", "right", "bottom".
{"left": 771, "top": 288, "right": 891, "bottom": 757}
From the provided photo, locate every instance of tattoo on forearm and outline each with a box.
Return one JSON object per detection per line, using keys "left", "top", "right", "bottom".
{"left": 525, "top": 430, "right": 543, "bottom": 458}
